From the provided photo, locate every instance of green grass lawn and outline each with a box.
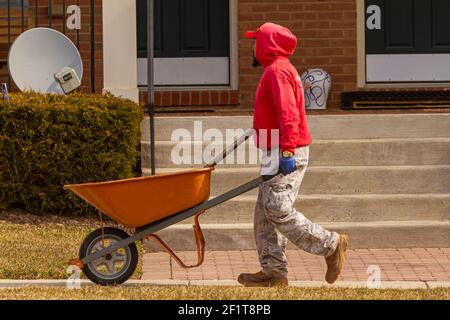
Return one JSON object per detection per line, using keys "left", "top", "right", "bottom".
{"left": 0, "top": 210, "right": 143, "bottom": 280}
{"left": 0, "top": 286, "right": 448, "bottom": 300}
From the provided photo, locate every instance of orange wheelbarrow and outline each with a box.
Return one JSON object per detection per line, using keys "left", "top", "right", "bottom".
{"left": 64, "top": 129, "right": 278, "bottom": 286}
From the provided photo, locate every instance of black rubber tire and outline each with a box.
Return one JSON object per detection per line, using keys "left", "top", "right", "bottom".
{"left": 79, "top": 227, "right": 138, "bottom": 286}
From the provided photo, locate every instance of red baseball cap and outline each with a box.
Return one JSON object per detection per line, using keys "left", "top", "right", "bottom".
{"left": 245, "top": 30, "right": 259, "bottom": 39}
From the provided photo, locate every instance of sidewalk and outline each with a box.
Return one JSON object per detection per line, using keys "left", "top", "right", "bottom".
{"left": 0, "top": 248, "right": 447, "bottom": 290}
{"left": 142, "top": 248, "right": 450, "bottom": 283}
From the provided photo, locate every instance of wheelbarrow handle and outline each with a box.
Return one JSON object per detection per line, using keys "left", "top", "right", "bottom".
{"left": 204, "top": 128, "right": 254, "bottom": 168}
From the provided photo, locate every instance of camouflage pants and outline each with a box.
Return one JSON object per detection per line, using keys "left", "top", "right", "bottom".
{"left": 255, "top": 146, "right": 339, "bottom": 276}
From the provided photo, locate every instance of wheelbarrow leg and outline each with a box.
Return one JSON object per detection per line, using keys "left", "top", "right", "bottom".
{"left": 145, "top": 211, "right": 206, "bottom": 269}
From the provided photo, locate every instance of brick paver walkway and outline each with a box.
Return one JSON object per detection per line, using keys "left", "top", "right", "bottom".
{"left": 142, "top": 248, "right": 450, "bottom": 282}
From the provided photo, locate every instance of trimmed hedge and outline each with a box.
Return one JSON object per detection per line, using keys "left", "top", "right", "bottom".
{"left": 0, "top": 92, "right": 143, "bottom": 216}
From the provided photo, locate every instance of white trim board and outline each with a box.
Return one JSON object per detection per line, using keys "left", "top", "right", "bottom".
{"left": 138, "top": 57, "right": 230, "bottom": 86}
{"left": 366, "top": 54, "right": 450, "bottom": 83}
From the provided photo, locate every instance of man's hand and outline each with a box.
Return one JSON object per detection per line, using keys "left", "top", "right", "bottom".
{"left": 279, "top": 151, "right": 296, "bottom": 175}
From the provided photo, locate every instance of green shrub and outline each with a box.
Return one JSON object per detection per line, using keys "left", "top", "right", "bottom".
{"left": 0, "top": 92, "right": 143, "bottom": 216}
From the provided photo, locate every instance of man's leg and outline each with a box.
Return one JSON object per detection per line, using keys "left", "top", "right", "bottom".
{"left": 254, "top": 188, "right": 288, "bottom": 276}
{"left": 238, "top": 147, "right": 348, "bottom": 286}
{"left": 261, "top": 147, "right": 349, "bottom": 284}
{"left": 237, "top": 188, "right": 289, "bottom": 287}
{"left": 261, "top": 147, "right": 339, "bottom": 257}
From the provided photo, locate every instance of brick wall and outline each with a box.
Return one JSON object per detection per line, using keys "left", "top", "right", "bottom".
{"left": 147, "top": 0, "right": 358, "bottom": 110}
{"left": 0, "top": 5, "right": 32, "bottom": 88}
{"left": 238, "top": 0, "right": 357, "bottom": 110}
{"left": 6, "top": 1, "right": 442, "bottom": 110}
{"left": 140, "top": 90, "right": 240, "bottom": 109}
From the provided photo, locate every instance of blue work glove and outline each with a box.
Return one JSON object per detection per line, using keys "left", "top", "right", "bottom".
{"left": 279, "top": 155, "right": 297, "bottom": 175}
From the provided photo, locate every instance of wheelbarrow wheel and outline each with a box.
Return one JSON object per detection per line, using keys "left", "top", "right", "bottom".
{"left": 79, "top": 227, "right": 138, "bottom": 286}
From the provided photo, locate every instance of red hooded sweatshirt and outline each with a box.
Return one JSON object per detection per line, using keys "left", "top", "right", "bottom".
{"left": 247, "top": 23, "right": 312, "bottom": 153}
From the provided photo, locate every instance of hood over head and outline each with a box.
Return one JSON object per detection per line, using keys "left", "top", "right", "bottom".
{"left": 245, "top": 22, "right": 297, "bottom": 67}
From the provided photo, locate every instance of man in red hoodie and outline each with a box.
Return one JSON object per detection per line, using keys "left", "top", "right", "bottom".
{"left": 239, "top": 23, "right": 349, "bottom": 287}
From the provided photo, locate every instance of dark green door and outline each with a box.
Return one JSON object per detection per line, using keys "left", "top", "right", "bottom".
{"left": 136, "top": 0, "right": 230, "bottom": 86}
{"left": 365, "top": 0, "right": 450, "bottom": 82}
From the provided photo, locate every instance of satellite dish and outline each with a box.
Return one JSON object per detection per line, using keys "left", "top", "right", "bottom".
{"left": 8, "top": 27, "right": 83, "bottom": 94}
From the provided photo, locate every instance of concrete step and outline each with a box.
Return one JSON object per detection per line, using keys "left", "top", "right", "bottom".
{"left": 141, "top": 138, "right": 450, "bottom": 168}
{"left": 154, "top": 194, "right": 450, "bottom": 225}
{"left": 142, "top": 114, "right": 450, "bottom": 141}
{"left": 143, "top": 220, "right": 450, "bottom": 251}
{"left": 153, "top": 166, "right": 450, "bottom": 196}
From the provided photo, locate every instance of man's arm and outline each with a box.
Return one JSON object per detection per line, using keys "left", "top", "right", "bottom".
{"left": 268, "top": 69, "right": 300, "bottom": 154}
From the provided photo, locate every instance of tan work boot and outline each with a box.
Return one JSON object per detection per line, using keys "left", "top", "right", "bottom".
{"left": 325, "top": 234, "right": 349, "bottom": 284}
{"left": 238, "top": 271, "right": 288, "bottom": 287}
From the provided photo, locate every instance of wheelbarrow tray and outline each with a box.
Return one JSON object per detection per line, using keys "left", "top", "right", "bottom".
{"left": 64, "top": 168, "right": 213, "bottom": 228}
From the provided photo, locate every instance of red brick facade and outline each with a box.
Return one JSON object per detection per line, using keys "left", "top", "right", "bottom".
{"left": 149, "top": 0, "right": 359, "bottom": 110}
{"left": 140, "top": 90, "right": 240, "bottom": 108}
{"left": 3, "top": 1, "right": 447, "bottom": 111}
{"left": 149, "top": 0, "right": 448, "bottom": 111}
{"left": 238, "top": 0, "right": 357, "bottom": 110}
